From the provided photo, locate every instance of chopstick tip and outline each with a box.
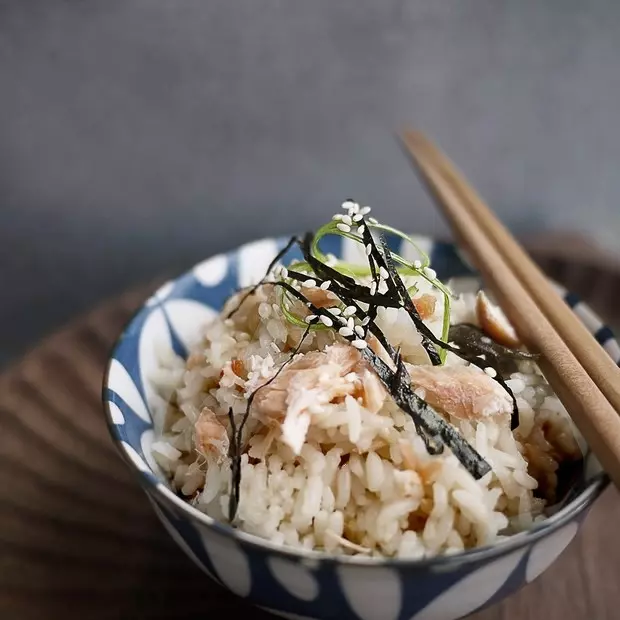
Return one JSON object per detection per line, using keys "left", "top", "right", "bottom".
{"left": 399, "top": 128, "right": 432, "bottom": 153}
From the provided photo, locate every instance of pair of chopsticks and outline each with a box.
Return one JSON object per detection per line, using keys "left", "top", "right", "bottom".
{"left": 400, "top": 130, "right": 620, "bottom": 488}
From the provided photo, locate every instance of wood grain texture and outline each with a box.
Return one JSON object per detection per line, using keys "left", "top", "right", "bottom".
{"left": 401, "top": 130, "right": 620, "bottom": 425}
{"left": 0, "top": 256, "right": 619, "bottom": 620}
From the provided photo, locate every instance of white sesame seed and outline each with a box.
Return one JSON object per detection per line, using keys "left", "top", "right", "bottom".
{"left": 330, "top": 307, "right": 342, "bottom": 315}
{"left": 355, "top": 325, "right": 365, "bottom": 337}
{"left": 302, "top": 279, "right": 317, "bottom": 288}
{"left": 369, "top": 282, "right": 377, "bottom": 295}
{"left": 477, "top": 354, "right": 486, "bottom": 360}
{"left": 320, "top": 280, "right": 331, "bottom": 290}
{"left": 258, "top": 302, "right": 272, "bottom": 319}
{"left": 339, "top": 316, "right": 348, "bottom": 325}
{"left": 347, "top": 317, "right": 355, "bottom": 329}
{"left": 306, "top": 302, "right": 312, "bottom": 307}
{"left": 320, "top": 315, "right": 334, "bottom": 327}
{"left": 484, "top": 367, "right": 497, "bottom": 377}
{"left": 305, "top": 315, "right": 317, "bottom": 323}
{"left": 379, "top": 266, "right": 389, "bottom": 280}
{"left": 352, "top": 339, "right": 368, "bottom": 349}
{"left": 424, "top": 267, "right": 437, "bottom": 280}
{"left": 360, "top": 206, "right": 372, "bottom": 215}
{"left": 365, "top": 244, "right": 372, "bottom": 256}
{"left": 353, "top": 213, "right": 363, "bottom": 222}
{"left": 343, "top": 306, "right": 357, "bottom": 317}
{"left": 341, "top": 214, "right": 353, "bottom": 226}
{"left": 342, "top": 200, "right": 357, "bottom": 210}
{"left": 338, "top": 327, "right": 354, "bottom": 337}
{"left": 368, "top": 217, "right": 378, "bottom": 224}
{"left": 413, "top": 260, "right": 422, "bottom": 269}
{"left": 336, "top": 223, "right": 351, "bottom": 233}
{"left": 450, "top": 343, "right": 460, "bottom": 350}
{"left": 361, "top": 317, "right": 370, "bottom": 325}
{"left": 357, "top": 225, "right": 366, "bottom": 236}
{"left": 281, "top": 267, "right": 288, "bottom": 278}
{"left": 332, "top": 214, "right": 343, "bottom": 221}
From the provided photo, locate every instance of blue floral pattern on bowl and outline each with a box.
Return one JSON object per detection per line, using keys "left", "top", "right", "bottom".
{"left": 103, "top": 234, "right": 612, "bottom": 620}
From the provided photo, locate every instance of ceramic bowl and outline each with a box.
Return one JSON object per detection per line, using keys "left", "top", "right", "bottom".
{"left": 103, "top": 234, "right": 612, "bottom": 620}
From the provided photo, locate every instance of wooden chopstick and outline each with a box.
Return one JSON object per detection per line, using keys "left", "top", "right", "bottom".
{"left": 400, "top": 129, "right": 620, "bottom": 487}
{"left": 401, "top": 130, "right": 620, "bottom": 416}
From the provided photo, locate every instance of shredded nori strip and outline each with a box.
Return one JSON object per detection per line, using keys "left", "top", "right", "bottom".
{"left": 374, "top": 232, "right": 442, "bottom": 365}
{"left": 359, "top": 344, "right": 489, "bottom": 477}
{"left": 448, "top": 323, "right": 539, "bottom": 429}
{"left": 448, "top": 323, "right": 539, "bottom": 362}
{"left": 227, "top": 408, "right": 240, "bottom": 521}
{"left": 227, "top": 235, "right": 300, "bottom": 319}
{"left": 460, "top": 352, "right": 520, "bottom": 430}
{"left": 297, "top": 235, "right": 397, "bottom": 307}
{"left": 273, "top": 280, "right": 492, "bottom": 479}
{"left": 300, "top": 229, "right": 439, "bottom": 364}
{"left": 392, "top": 354, "right": 442, "bottom": 454}
{"left": 284, "top": 268, "right": 398, "bottom": 361}
{"left": 280, "top": 240, "right": 493, "bottom": 471}
{"left": 228, "top": 323, "right": 312, "bottom": 522}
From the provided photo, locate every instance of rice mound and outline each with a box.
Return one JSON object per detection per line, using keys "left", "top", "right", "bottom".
{"left": 150, "top": 274, "right": 581, "bottom": 558}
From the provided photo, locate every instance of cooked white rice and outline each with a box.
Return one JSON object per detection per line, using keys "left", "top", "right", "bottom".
{"left": 150, "top": 271, "right": 582, "bottom": 559}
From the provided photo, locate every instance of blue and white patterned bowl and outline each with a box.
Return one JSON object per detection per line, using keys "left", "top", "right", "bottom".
{"left": 103, "top": 234, "right": 614, "bottom": 620}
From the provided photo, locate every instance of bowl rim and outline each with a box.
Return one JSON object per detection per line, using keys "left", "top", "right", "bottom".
{"left": 102, "top": 234, "right": 611, "bottom": 569}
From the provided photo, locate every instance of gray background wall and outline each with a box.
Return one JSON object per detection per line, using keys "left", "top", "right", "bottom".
{"left": 1, "top": 0, "right": 619, "bottom": 366}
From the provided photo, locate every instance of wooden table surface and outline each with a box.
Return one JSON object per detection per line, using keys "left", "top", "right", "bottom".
{"left": 1, "top": 249, "right": 619, "bottom": 619}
